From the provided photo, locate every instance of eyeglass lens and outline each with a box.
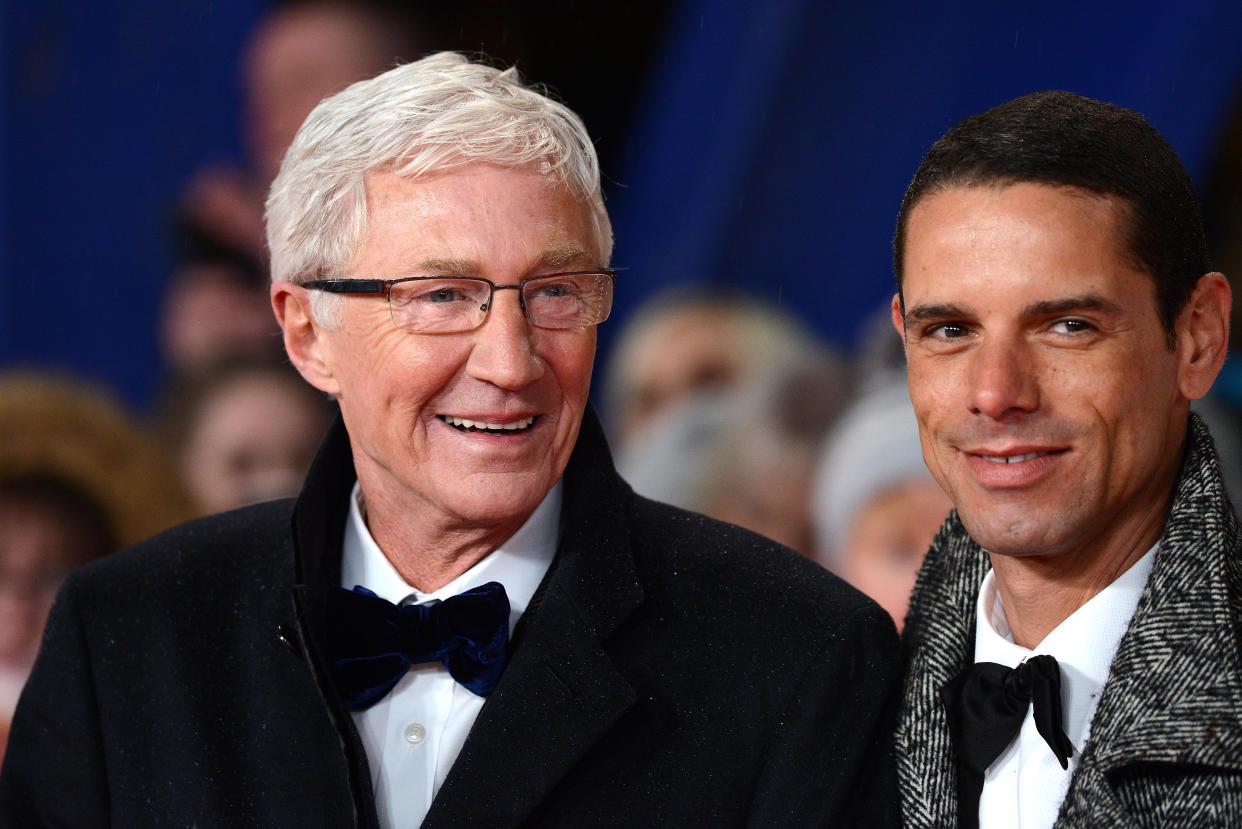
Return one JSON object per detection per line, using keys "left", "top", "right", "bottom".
{"left": 386, "top": 273, "right": 613, "bottom": 333}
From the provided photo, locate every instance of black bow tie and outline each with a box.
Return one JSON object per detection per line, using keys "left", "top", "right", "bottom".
{"left": 942, "top": 655, "right": 1075, "bottom": 828}
{"left": 944, "top": 654, "right": 1075, "bottom": 772}
{"left": 324, "top": 581, "right": 510, "bottom": 711}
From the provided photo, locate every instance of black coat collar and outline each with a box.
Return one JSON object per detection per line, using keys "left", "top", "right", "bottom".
{"left": 288, "top": 406, "right": 645, "bottom": 828}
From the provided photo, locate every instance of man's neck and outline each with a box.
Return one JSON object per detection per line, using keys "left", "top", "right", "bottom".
{"left": 356, "top": 486, "right": 529, "bottom": 593}
{"left": 988, "top": 517, "right": 1164, "bottom": 648}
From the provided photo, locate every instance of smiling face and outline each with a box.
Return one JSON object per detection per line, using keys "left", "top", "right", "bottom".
{"left": 894, "top": 182, "right": 1193, "bottom": 563}
{"left": 287, "top": 164, "right": 603, "bottom": 549}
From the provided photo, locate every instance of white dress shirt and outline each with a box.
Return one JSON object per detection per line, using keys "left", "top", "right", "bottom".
{"left": 341, "top": 481, "right": 560, "bottom": 829}
{"left": 973, "top": 543, "right": 1157, "bottom": 829}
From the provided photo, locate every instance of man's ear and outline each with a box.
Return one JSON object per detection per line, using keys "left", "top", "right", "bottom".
{"left": 891, "top": 293, "right": 907, "bottom": 341}
{"left": 1175, "top": 272, "right": 1231, "bottom": 401}
{"left": 271, "top": 281, "right": 341, "bottom": 395}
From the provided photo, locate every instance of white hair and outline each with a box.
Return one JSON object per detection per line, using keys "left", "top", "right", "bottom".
{"left": 265, "top": 51, "right": 613, "bottom": 326}
{"left": 810, "top": 375, "right": 935, "bottom": 568}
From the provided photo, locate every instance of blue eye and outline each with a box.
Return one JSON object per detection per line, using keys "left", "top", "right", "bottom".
{"left": 529, "top": 281, "right": 577, "bottom": 299}
{"left": 426, "top": 288, "right": 462, "bottom": 303}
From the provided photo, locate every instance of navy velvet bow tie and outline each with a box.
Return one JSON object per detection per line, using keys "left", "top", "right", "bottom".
{"left": 324, "top": 581, "right": 510, "bottom": 711}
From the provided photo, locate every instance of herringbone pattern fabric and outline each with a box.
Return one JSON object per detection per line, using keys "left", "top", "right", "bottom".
{"left": 897, "top": 415, "right": 1242, "bottom": 827}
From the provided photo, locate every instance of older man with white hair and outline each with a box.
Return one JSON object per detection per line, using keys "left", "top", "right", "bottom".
{"left": 0, "top": 54, "right": 901, "bottom": 828}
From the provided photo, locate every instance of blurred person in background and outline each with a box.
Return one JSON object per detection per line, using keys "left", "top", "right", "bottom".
{"left": 0, "top": 373, "right": 192, "bottom": 763}
{"left": 159, "top": 357, "right": 336, "bottom": 516}
{"left": 159, "top": 240, "right": 283, "bottom": 373}
{"left": 601, "top": 287, "right": 822, "bottom": 445}
{"left": 612, "top": 298, "right": 852, "bottom": 555}
{"left": 700, "top": 347, "right": 853, "bottom": 554}
{"left": 162, "top": 0, "right": 429, "bottom": 377}
{"left": 810, "top": 376, "right": 952, "bottom": 630}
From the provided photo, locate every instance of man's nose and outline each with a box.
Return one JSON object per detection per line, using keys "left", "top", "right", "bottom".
{"left": 466, "top": 288, "right": 545, "bottom": 389}
{"left": 968, "top": 336, "right": 1039, "bottom": 420}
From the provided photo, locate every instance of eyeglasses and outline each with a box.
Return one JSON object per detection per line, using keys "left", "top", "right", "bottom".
{"left": 303, "top": 270, "right": 617, "bottom": 334}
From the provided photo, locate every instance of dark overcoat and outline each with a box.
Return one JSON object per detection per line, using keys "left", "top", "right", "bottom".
{"left": 896, "top": 415, "right": 1242, "bottom": 827}
{"left": 0, "top": 410, "right": 901, "bottom": 827}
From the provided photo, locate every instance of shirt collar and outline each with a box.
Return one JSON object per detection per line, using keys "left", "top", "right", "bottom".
{"left": 340, "top": 480, "right": 561, "bottom": 636}
{"left": 974, "top": 542, "right": 1158, "bottom": 747}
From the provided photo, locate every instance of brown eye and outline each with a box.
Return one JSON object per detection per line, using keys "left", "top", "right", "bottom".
{"left": 1050, "top": 318, "right": 1094, "bottom": 335}
{"left": 929, "top": 323, "right": 968, "bottom": 339}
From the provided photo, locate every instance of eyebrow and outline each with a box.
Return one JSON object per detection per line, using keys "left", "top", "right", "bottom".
{"left": 1020, "top": 294, "right": 1123, "bottom": 318}
{"left": 410, "top": 245, "right": 595, "bottom": 277}
{"left": 412, "top": 257, "right": 478, "bottom": 275}
{"left": 903, "top": 294, "right": 1124, "bottom": 325}
{"left": 903, "top": 303, "right": 972, "bottom": 324}
{"left": 540, "top": 244, "right": 593, "bottom": 268}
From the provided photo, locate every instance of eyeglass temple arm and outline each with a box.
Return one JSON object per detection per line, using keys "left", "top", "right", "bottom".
{"left": 302, "top": 278, "right": 389, "bottom": 295}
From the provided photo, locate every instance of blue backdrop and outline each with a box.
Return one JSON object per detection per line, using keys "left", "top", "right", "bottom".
{"left": 5, "top": 0, "right": 1242, "bottom": 408}
{"left": 604, "top": 0, "right": 1242, "bottom": 358}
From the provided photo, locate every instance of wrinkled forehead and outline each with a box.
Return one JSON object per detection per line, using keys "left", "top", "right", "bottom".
{"left": 354, "top": 163, "right": 608, "bottom": 267}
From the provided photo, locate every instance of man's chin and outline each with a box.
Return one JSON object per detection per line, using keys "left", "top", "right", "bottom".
{"left": 445, "top": 477, "right": 552, "bottom": 526}
{"left": 958, "top": 508, "right": 1071, "bottom": 559}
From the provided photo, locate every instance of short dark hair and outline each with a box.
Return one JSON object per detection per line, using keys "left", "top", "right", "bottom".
{"left": 893, "top": 91, "right": 1210, "bottom": 338}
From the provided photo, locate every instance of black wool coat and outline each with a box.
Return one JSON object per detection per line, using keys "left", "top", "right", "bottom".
{"left": 0, "top": 409, "right": 902, "bottom": 828}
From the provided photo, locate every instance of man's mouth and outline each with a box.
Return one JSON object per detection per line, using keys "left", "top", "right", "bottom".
{"left": 439, "top": 415, "right": 536, "bottom": 434}
{"left": 976, "top": 450, "right": 1061, "bottom": 464}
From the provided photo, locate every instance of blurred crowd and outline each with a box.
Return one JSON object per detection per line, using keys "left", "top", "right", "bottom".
{"left": 5, "top": 0, "right": 1242, "bottom": 766}
{"left": 603, "top": 290, "right": 950, "bottom": 624}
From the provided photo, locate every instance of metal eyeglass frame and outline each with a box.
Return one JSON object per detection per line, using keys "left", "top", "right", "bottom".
{"left": 302, "top": 269, "right": 618, "bottom": 332}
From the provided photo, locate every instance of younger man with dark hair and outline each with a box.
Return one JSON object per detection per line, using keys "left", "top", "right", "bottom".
{"left": 893, "top": 91, "right": 1240, "bottom": 828}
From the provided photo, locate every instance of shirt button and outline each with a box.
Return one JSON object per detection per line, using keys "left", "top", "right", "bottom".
{"left": 404, "top": 722, "right": 427, "bottom": 745}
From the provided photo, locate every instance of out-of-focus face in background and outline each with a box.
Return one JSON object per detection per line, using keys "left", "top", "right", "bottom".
{"left": 160, "top": 262, "right": 282, "bottom": 373}
{"left": 166, "top": 2, "right": 425, "bottom": 380}
{"left": 0, "top": 491, "right": 107, "bottom": 669}
{"left": 245, "top": 2, "right": 412, "bottom": 184}
{"left": 811, "top": 378, "right": 951, "bottom": 630}
{"left": 612, "top": 307, "right": 747, "bottom": 442}
{"left": 0, "top": 480, "right": 116, "bottom": 761}
{"left": 604, "top": 294, "right": 825, "bottom": 447}
{"left": 0, "top": 375, "right": 193, "bottom": 734}
{"left": 610, "top": 300, "right": 851, "bottom": 559}
{"left": 173, "top": 361, "right": 334, "bottom": 516}
{"left": 839, "top": 479, "right": 951, "bottom": 627}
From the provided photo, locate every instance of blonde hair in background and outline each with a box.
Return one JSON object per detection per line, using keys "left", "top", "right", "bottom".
{"left": 0, "top": 373, "right": 193, "bottom": 550}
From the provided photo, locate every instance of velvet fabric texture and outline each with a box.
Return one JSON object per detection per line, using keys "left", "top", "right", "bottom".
{"left": 942, "top": 655, "right": 1073, "bottom": 828}
{"left": 326, "top": 582, "right": 510, "bottom": 708}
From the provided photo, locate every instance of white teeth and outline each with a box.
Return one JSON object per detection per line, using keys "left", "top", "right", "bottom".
{"left": 443, "top": 416, "right": 534, "bottom": 432}
{"left": 982, "top": 451, "right": 1046, "bottom": 463}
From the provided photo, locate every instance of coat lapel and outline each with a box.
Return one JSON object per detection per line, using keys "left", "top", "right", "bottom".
{"left": 1058, "top": 416, "right": 1242, "bottom": 823}
{"left": 900, "top": 416, "right": 1242, "bottom": 828}
{"left": 896, "top": 513, "right": 989, "bottom": 829}
{"left": 422, "top": 408, "right": 644, "bottom": 828}
{"left": 287, "top": 416, "right": 381, "bottom": 829}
